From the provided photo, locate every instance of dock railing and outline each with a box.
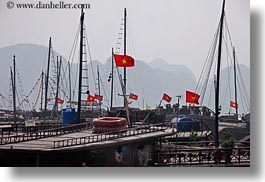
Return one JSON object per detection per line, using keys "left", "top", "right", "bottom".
{"left": 156, "top": 146, "right": 250, "bottom": 166}
{"left": 0, "top": 122, "right": 91, "bottom": 145}
{"left": 53, "top": 123, "right": 168, "bottom": 148}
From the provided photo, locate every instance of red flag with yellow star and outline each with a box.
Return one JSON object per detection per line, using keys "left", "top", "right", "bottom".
{"left": 114, "top": 54, "right": 135, "bottom": 67}
{"left": 95, "top": 94, "right": 103, "bottom": 101}
{"left": 162, "top": 93, "right": 172, "bottom": 103}
{"left": 129, "top": 93, "right": 138, "bottom": 100}
{"left": 186, "top": 90, "right": 200, "bottom": 104}
{"left": 87, "top": 95, "right": 95, "bottom": 103}
{"left": 230, "top": 101, "right": 238, "bottom": 108}
{"left": 56, "top": 98, "right": 64, "bottom": 104}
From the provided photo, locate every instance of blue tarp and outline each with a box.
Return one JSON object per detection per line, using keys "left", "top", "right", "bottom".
{"left": 171, "top": 116, "right": 200, "bottom": 132}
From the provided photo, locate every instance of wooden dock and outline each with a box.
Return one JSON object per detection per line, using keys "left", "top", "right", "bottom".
{"left": 0, "top": 124, "right": 177, "bottom": 152}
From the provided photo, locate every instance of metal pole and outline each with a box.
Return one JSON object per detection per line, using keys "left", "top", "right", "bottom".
{"left": 176, "top": 95, "right": 181, "bottom": 119}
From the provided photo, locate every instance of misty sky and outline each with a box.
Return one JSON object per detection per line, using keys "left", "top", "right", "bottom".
{"left": 0, "top": 0, "right": 249, "bottom": 79}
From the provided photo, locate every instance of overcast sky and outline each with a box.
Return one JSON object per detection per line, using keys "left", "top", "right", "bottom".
{"left": 0, "top": 0, "right": 249, "bottom": 79}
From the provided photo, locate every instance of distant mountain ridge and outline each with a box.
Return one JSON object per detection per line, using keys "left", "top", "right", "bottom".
{"left": 0, "top": 43, "right": 249, "bottom": 114}
{"left": 149, "top": 58, "right": 196, "bottom": 82}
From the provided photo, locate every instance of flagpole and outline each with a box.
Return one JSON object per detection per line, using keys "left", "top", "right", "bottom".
{"left": 158, "top": 100, "right": 162, "bottom": 108}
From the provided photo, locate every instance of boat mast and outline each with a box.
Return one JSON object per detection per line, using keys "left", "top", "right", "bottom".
{"left": 123, "top": 8, "right": 127, "bottom": 107}
{"left": 52, "top": 56, "right": 62, "bottom": 117}
{"left": 44, "top": 37, "right": 52, "bottom": 118}
{"left": 110, "top": 48, "right": 114, "bottom": 109}
{"left": 77, "top": 8, "right": 85, "bottom": 123}
{"left": 215, "top": 0, "right": 225, "bottom": 148}
{"left": 233, "top": 47, "right": 238, "bottom": 117}
{"left": 11, "top": 55, "right": 17, "bottom": 130}
{"left": 68, "top": 61, "right": 72, "bottom": 104}
{"left": 97, "top": 65, "right": 102, "bottom": 114}
{"left": 40, "top": 71, "right": 44, "bottom": 112}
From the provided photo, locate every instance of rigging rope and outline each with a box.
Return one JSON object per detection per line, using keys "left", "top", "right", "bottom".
{"left": 127, "top": 18, "right": 147, "bottom": 108}
{"left": 196, "top": 21, "right": 220, "bottom": 105}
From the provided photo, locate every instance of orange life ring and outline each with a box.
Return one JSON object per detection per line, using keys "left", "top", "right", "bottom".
{"left": 93, "top": 117, "right": 127, "bottom": 127}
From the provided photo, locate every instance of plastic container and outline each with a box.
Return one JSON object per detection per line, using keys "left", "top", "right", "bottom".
{"left": 62, "top": 108, "right": 77, "bottom": 125}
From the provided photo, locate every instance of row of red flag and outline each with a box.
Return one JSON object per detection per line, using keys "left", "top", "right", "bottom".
{"left": 89, "top": 93, "right": 139, "bottom": 103}
{"left": 47, "top": 94, "right": 104, "bottom": 105}
{"left": 52, "top": 91, "right": 237, "bottom": 108}
{"left": 50, "top": 93, "right": 136, "bottom": 104}
{"left": 162, "top": 91, "right": 238, "bottom": 108}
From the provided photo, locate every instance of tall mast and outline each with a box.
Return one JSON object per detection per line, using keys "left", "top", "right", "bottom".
{"left": 215, "top": 0, "right": 225, "bottom": 148}
{"left": 110, "top": 48, "right": 114, "bottom": 109}
{"left": 40, "top": 71, "right": 44, "bottom": 111}
{"left": 53, "top": 56, "right": 62, "bottom": 116}
{"left": 97, "top": 66, "right": 101, "bottom": 114}
{"left": 77, "top": 8, "right": 85, "bottom": 123}
{"left": 233, "top": 47, "right": 238, "bottom": 117}
{"left": 11, "top": 55, "right": 17, "bottom": 130}
{"left": 68, "top": 61, "right": 72, "bottom": 104}
{"left": 44, "top": 37, "right": 52, "bottom": 117}
{"left": 123, "top": 8, "right": 127, "bottom": 107}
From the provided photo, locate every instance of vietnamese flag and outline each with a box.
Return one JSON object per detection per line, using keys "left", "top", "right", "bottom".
{"left": 87, "top": 95, "right": 95, "bottom": 103}
{"left": 162, "top": 93, "right": 172, "bottom": 103}
{"left": 129, "top": 93, "right": 138, "bottom": 100}
{"left": 114, "top": 54, "right": 135, "bottom": 67}
{"left": 230, "top": 101, "right": 238, "bottom": 108}
{"left": 56, "top": 98, "right": 64, "bottom": 104}
{"left": 186, "top": 91, "right": 200, "bottom": 104}
{"left": 95, "top": 94, "right": 103, "bottom": 101}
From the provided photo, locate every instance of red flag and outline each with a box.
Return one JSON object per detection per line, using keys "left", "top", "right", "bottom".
{"left": 230, "top": 101, "right": 238, "bottom": 108}
{"left": 87, "top": 95, "right": 95, "bottom": 103}
{"left": 95, "top": 94, "right": 103, "bottom": 101}
{"left": 129, "top": 93, "right": 138, "bottom": 100}
{"left": 114, "top": 54, "right": 135, "bottom": 67}
{"left": 186, "top": 91, "right": 200, "bottom": 104}
{"left": 162, "top": 93, "right": 172, "bottom": 103}
{"left": 56, "top": 98, "right": 64, "bottom": 104}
